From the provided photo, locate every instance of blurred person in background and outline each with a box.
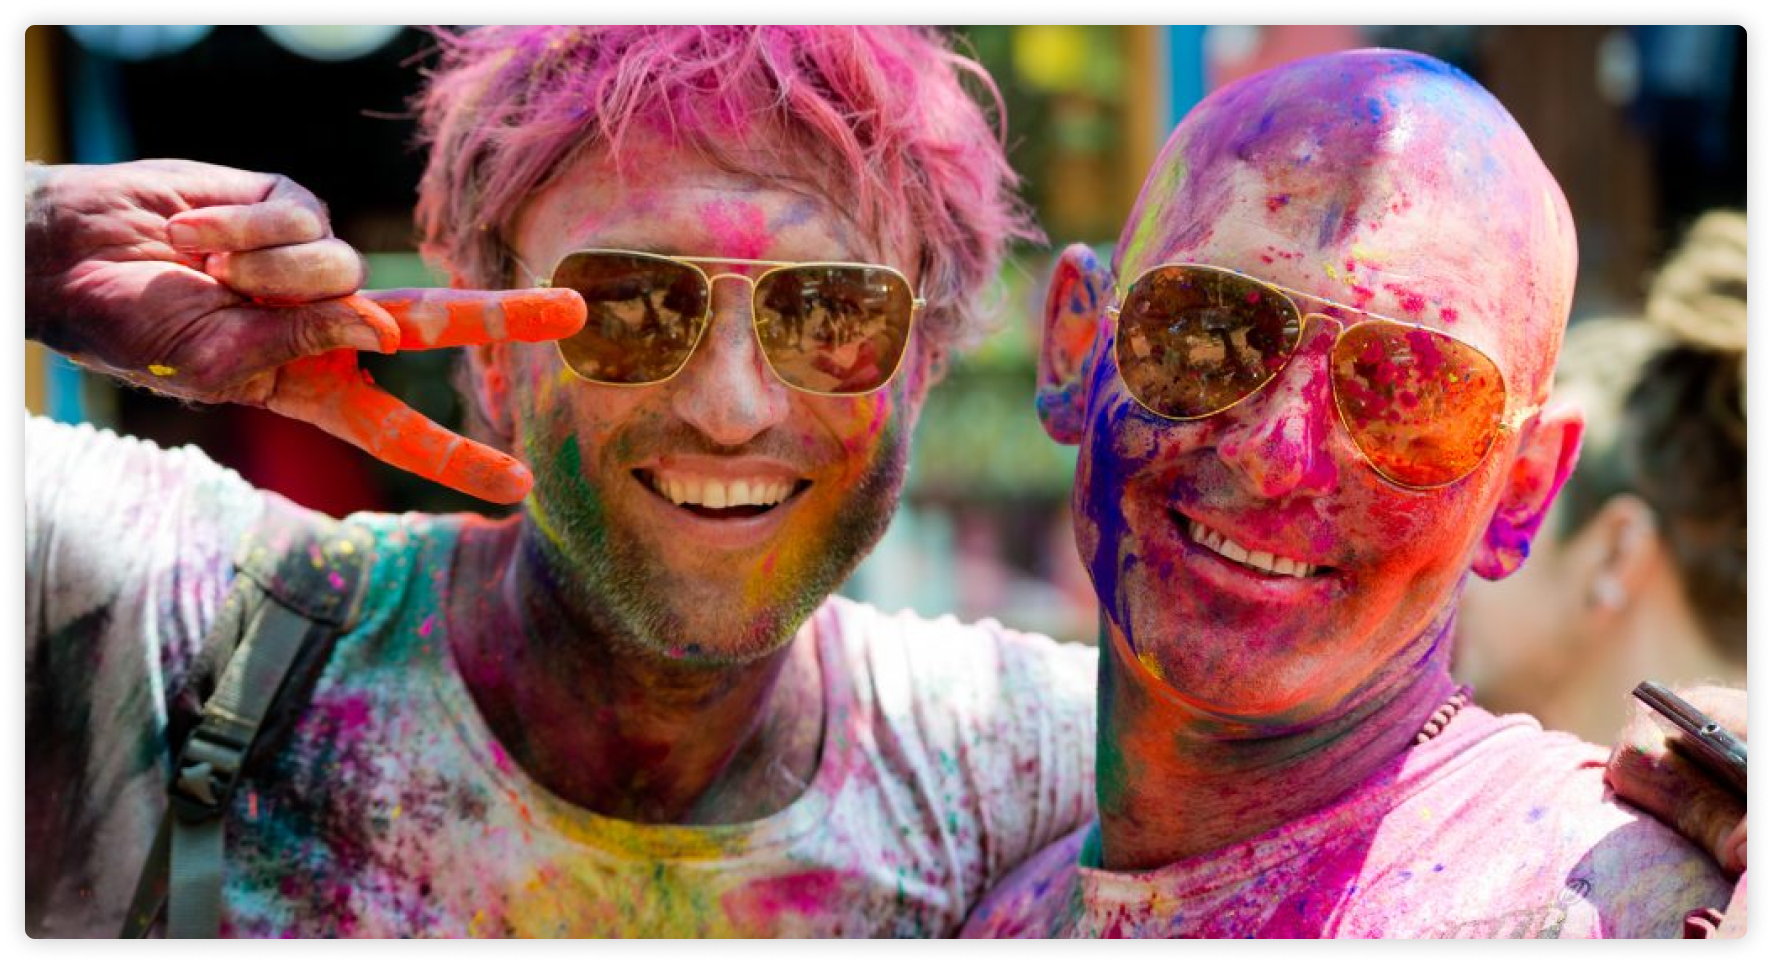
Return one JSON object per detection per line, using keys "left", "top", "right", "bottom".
{"left": 1458, "top": 211, "right": 1747, "bottom": 745}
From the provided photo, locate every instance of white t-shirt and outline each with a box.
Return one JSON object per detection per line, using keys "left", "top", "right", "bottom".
{"left": 25, "top": 415, "right": 1099, "bottom": 937}
{"left": 961, "top": 706, "right": 1732, "bottom": 938}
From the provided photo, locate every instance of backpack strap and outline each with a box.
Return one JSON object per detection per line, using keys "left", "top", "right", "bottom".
{"left": 121, "top": 495, "right": 375, "bottom": 938}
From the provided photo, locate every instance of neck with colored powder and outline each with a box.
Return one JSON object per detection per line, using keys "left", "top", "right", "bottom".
{"left": 1093, "top": 607, "right": 1461, "bottom": 872}
{"left": 445, "top": 515, "right": 824, "bottom": 825}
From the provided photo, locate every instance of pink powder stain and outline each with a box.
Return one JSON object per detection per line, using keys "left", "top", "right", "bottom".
{"left": 1348, "top": 285, "right": 1376, "bottom": 309}
{"left": 1439, "top": 306, "right": 1460, "bottom": 324}
{"left": 314, "top": 692, "right": 374, "bottom": 738}
{"left": 418, "top": 614, "right": 436, "bottom": 638}
{"left": 1266, "top": 193, "right": 1292, "bottom": 212}
{"left": 1382, "top": 283, "right": 1427, "bottom": 318}
{"left": 697, "top": 199, "right": 772, "bottom": 260}
{"left": 719, "top": 870, "right": 847, "bottom": 926}
{"left": 328, "top": 570, "right": 347, "bottom": 592}
{"left": 487, "top": 739, "right": 516, "bottom": 775}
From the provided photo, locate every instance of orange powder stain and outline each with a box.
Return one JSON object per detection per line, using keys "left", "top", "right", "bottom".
{"left": 499, "top": 290, "right": 586, "bottom": 341}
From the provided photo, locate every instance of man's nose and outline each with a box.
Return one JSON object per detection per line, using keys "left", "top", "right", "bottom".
{"left": 667, "top": 276, "right": 792, "bottom": 446}
{"left": 1213, "top": 316, "right": 1341, "bottom": 500}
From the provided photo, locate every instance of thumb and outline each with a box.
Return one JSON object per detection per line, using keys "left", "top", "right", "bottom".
{"left": 1606, "top": 703, "right": 1747, "bottom": 876}
{"left": 202, "top": 295, "right": 401, "bottom": 384}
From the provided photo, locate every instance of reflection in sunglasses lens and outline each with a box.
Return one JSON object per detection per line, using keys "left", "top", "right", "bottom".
{"left": 1117, "top": 267, "right": 1300, "bottom": 418}
{"left": 554, "top": 253, "right": 709, "bottom": 384}
{"left": 756, "top": 266, "right": 912, "bottom": 394}
{"left": 1332, "top": 324, "right": 1506, "bottom": 487}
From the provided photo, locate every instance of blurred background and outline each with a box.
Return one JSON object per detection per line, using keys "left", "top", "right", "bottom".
{"left": 24, "top": 25, "right": 1747, "bottom": 647}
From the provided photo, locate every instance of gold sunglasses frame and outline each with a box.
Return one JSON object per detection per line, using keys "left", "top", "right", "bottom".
{"left": 516, "top": 247, "right": 928, "bottom": 397}
{"left": 1105, "top": 262, "right": 1535, "bottom": 490}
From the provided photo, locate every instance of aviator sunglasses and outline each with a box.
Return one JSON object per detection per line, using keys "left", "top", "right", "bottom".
{"left": 1108, "top": 263, "right": 1531, "bottom": 489}
{"left": 516, "top": 248, "right": 925, "bottom": 396}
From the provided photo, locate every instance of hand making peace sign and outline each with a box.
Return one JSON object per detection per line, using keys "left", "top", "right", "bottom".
{"left": 25, "top": 159, "right": 586, "bottom": 504}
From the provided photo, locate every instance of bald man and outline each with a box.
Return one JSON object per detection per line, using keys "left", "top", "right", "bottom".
{"left": 963, "top": 49, "right": 1732, "bottom": 938}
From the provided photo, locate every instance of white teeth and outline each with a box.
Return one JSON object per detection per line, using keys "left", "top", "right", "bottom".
{"left": 1187, "top": 519, "right": 1315, "bottom": 578}
{"left": 649, "top": 472, "right": 796, "bottom": 511}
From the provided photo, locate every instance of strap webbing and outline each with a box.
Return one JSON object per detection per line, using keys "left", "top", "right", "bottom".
{"left": 119, "top": 499, "right": 373, "bottom": 938}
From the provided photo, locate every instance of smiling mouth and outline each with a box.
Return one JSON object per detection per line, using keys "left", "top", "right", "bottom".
{"left": 1174, "top": 511, "right": 1324, "bottom": 578}
{"left": 634, "top": 469, "right": 811, "bottom": 521}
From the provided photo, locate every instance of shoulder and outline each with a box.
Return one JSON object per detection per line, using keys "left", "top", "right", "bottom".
{"left": 821, "top": 597, "right": 1097, "bottom": 725}
{"left": 317, "top": 511, "right": 472, "bottom": 653}
{"left": 1424, "top": 709, "right": 1733, "bottom": 937}
{"left": 25, "top": 415, "right": 266, "bottom": 648}
{"left": 26, "top": 413, "right": 260, "bottom": 510}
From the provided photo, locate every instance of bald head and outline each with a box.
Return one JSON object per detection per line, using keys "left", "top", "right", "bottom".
{"left": 1117, "top": 49, "right": 1577, "bottom": 399}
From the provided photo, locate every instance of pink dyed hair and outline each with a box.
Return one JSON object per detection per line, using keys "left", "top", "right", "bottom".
{"left": 413, "top": 26, "right": 1039, "bottom": 359}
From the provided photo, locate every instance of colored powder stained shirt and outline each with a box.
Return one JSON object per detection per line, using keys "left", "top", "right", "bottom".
{"left": 25, "top": 416, "right": 1099, "bottom": 937}
{"left": 961, "top": 707, "right": 1732, "bottom": 938}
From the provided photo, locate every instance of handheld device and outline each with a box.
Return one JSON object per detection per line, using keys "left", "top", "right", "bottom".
{"left": 1631, "top": 680, "right": 1747, "bottom": 798}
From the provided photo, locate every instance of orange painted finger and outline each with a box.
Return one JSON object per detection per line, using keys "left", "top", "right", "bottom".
{"left": 363, "top": 288, "right": 586, "bottom": 350}
{"left": 266, "top": 349, "right": 533, "bottom": 503}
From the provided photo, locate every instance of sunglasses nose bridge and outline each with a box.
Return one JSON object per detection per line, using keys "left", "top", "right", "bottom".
{"left": 694, "top": 273, "right": 799, "bottom": 397}
{"left": 1298, "top": 310, "right": 1346, "bottom": 339}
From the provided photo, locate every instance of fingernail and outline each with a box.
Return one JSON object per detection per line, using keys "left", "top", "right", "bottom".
{"left": 167, "top": 222, "right": 198, "bottom": 251}
{"left": 344, "top": 294, "right": 401, "bottom": 353}
{"left": 341, "top": 325, "right": 385, "bottom": 353}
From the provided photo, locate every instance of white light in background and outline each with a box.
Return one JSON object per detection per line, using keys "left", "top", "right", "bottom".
{"left": 66, "top": 25, "right": 213, "bottom": 61}
{"left": 1204, "top": 25, "right": 1263, "bottom": 72}
{"left": 259, "top": 25, "right": 404, "bottom": 62}
{"left": 1596, "top": 29, "right": 1641, "bottom": 106}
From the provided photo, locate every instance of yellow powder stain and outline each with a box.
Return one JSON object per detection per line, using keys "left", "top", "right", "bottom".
{"left": 1136, "top": 645, "right": 1167, "bottom": 682}
{"left": 147, "top": 363, "right": 177, "bottom": 377}
{"left": 390, "top": 804, "right": 402, "bottom": 820}
{"left": 1349, "top": 243, "right": 1385, "bottom": 267}
{"left": 1322, "top": 262, "right": 1344, "bottom": 284}
{"left": 526, "top": 492, "right": 567, "bottom": 550}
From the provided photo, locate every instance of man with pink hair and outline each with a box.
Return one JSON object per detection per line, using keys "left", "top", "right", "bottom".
{"left": 26, "top": 27, "right": 1096, "bottom": 937}
{"left": 962, "top": 48, "right": 1734, "bottom": 938}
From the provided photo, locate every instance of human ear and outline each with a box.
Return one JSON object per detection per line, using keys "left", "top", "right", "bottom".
{"left": 1036, "top": 243, "right": 1114, "bottom": 445}
{"left": 1574, "top": 493, "right": 1660, "bottom": 618}
{"left": 1472, "top": 400, "right": 1585, "bottom": 580}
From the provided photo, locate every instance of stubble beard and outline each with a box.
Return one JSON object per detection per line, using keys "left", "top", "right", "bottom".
{"left": 526, "top": 423, "right": 910, "bottom": 669}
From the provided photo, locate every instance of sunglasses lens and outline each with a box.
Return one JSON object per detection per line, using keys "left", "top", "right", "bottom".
{"left": 754, "top": 266, "right": 914, "bottom": 394}
{"left": 552, "top": 252, "right": 708, "bottom": 384}
{"left": 1332, "top": 324, "right": 1507, "bottom": 487}
{"left": 1114, "top": 266, "right": 1301, "bottom": 418}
